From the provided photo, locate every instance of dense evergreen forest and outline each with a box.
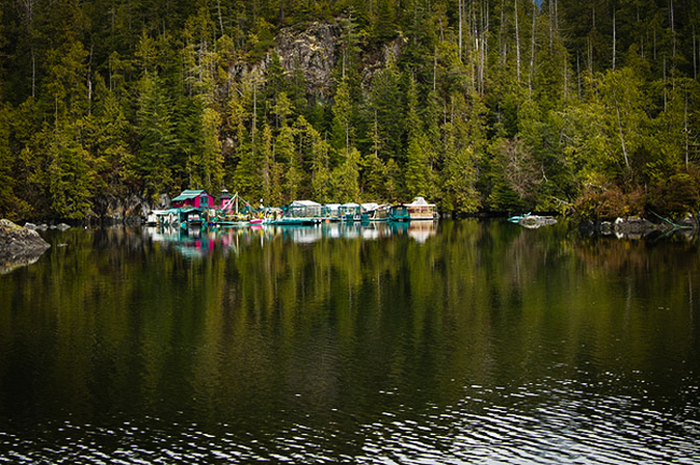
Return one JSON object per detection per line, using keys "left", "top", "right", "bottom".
{"left": 0, "top": 0, "right": 698, "bottom": 221}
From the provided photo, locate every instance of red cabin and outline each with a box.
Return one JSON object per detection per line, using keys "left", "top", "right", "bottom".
{"left": 171, "top": 190, "right": 214, "bottom": 209}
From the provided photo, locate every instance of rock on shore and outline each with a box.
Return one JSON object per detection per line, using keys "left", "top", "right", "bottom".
{"left": 0, "top": 219, "right": 51, "bottom": 273}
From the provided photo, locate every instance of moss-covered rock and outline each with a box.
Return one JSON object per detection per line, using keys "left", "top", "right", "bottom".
{"left": 0, "top": 219, "right": 50, "bottom": 273}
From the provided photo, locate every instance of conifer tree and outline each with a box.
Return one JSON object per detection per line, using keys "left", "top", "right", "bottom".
{"left": 310, "top": 125, "right": 332, "bottom": 203}
{"left": 46, "top": 122, "right": 93, "bottom": 219}
{"left": 332, "top": 147, "right": 361, "bottom": 202}
{"left": 331, "top": 77, "right": 353, "bottom": 164}
{"left": 0, "top": 104, "right": 29, "bottom": 220}
{"left": 404, "top": 75, "right": 430, "bottom": 198}
{"left": 134, "top": 73, "right": 176, "bottom": 202}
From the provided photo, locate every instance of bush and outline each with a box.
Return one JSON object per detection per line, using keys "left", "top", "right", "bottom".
{"left": 647, "top": 172, "right": 700, "bottom": 218}
{"left": 574, "top": 185, "right": 645, "bottom": 221}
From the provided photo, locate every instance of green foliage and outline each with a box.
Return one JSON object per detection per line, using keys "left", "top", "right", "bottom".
{"left": 574, "top": 185, "right": 646, "bottom": 221}
{"left": 310, "top": 124, "right": 333, "bottom": 203}
{"left": 0, "top": 0, "right": 698, "bottom": 220}
{"left": 647, "top": 172, "right": 700, "bottom": 218}
{"left": 332, "top": 147, "right": 361, "bottom": 202}
{"left": 0, "top": 104, "right": 30, "bottom": 220}
{"left": 47, "top": 123, "right": 93, "bottom": 219}
{"left": 134, "top": 73, "right": 176, "bottom": 202}
{"left": 331, "top": 78, "right": 353, "bottom": 161}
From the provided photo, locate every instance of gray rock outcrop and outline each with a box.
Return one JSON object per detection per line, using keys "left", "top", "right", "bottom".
{"left": 275, "top": 22, "right": 339, "bottom": 97}
{"left": 0, "top": 219, "right": 51, "bottom": 273}
{"left": 518, "top": 215, "right": 557, "bottom": 229}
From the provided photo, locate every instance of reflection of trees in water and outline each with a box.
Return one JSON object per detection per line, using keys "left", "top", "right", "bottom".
{"left": 2, "top": 220, "right": 699, "bottom": 432}
{"left": 572, "top": 234, "right": 700, "bottom": 283}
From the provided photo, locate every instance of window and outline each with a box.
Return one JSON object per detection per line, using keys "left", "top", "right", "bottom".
{"left": 201, "top": 195, "right": 208, "bottom": 206}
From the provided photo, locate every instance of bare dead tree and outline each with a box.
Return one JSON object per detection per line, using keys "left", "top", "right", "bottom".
{"left": 612, "top": 9, "right": 616, "bottom": 70}
{"left": 528, "top": 0, "right": 536, "bottom": 97}
{"left": 515, "top": 0, "right": 521, "bottom": 82}
{"left": 612, "top": 88, "right": 630, "bottom": 170}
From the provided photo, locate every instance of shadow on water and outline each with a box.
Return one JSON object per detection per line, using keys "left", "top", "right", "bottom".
{"left": 1, "top": 219, "right": 700, "bottom": 463}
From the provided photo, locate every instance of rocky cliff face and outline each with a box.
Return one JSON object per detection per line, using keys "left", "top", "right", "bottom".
{"left": 272, "top": 21, "right": 402, "bottom": 97}
{"left": 275, "top": 22, "right": 339, "bottom": 98}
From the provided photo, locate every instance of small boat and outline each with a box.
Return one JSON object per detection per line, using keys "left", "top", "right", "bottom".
{"left": 508, "top": 212, "right": 531, "bottom": 223}
{"left": 514, "top": 214, "right": 557, "bottom": 229}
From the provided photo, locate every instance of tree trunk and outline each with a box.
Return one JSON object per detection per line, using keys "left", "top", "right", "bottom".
{"left": 670, "top": 0, "right": 676, "bottom": 60}
{"left": 612, "top": 88, "right": 630, "bottom": 170}
{"left": 694, "top": 27, "right": 697, "bottom": 80}
{"left": 612, "top": 9, "right": 616, "bottom": 70}
{"left": 515, "top": 0, "right": 521, "bottom": 82}
{"left": 252, "top": 77, "right": 257, "bottom": 160}
{"left": 499, "top": 0, "right": 506, "bottom": 66}
{"left": 663, "top": 56, "right": 667, "bottom": 112}
{"left": 31, "top": 51, "right": 36, "bottom": 98}
{"left": 549, "top": 0, "right": 553, "bottom": 51}
{"left": 528, "top": 0, "right": 536, "bottom": 97}
{"left": 217, "top": 0, "right": 224, "bottom": 36}
{"left": 458, "top": 0, "right": 463, "bottom": 61}
{"left": 685, "top": 90, "right": 690, "bottom": 171}
{"left": 577, "top": 51, "right": 582, "bottom": 99}
{"left": 563, "top": 57, "right": 568, "bottom": 100}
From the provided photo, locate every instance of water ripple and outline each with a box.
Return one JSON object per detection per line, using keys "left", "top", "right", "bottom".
{"left": 2, "top": 378, "right": 700, "bottom": 463}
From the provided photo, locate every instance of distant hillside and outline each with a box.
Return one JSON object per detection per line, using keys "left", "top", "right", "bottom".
{"left": 0, "top": 0, "right": 698, "bottom": 221}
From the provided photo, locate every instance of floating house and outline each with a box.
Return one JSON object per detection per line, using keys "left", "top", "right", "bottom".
{"left": 339, "top": 202, "right": 362, "bottom": 222}
{"left": 273, "top": 200, "right": 323, "bottom": 225}
{"left": 388, "top": 204, "right": 410, "bottom": 222}
{"left": 323, "top": 203, "right": 342, "bottom": 221}
{"left": 387, "top": 197, "right": 438, "bottom": 222}
{"left": 171, "top": 190, "right": 215, "bottom": 209}
{"left": 405, "top": 197, "right": 438, "bottom": 220}
{"left": 287, "top": 200, "right": 322, "bottom": 218}
{"left": 361, "top": 203, "right": 380, "bottom": 213}
{"left": 216, "top": 189, "right": 233, "bottom": 210}
{"left": 147, "top": 208, "right": 180, "bottom": 226}
{"left": 169, "top": 189, "right": 216, "bottom": 226}
{"left": 363, "top": 203, "right": 389, "bottom": 222}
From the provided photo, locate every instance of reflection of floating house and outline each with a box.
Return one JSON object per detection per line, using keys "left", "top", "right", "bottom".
{"left": 284, "top": 226, "right": 324, "bottom": 243}
{"left": 407, "top": 221, "right": 437, "bottom": 242}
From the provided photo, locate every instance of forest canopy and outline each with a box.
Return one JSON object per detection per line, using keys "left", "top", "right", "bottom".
{"left": 0, "top": 0, "right": 698, "bottom": 221}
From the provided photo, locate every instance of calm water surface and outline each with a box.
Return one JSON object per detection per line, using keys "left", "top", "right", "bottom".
{"left": 1, "top": 220, "right": 699, "bottom": 464}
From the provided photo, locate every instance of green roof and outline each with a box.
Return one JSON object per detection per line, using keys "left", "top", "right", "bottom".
{"left": 172, "top": 190, "right": 208, "bottom": 202}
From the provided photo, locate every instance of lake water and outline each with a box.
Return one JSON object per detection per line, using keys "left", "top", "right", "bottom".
{"left": 1, "top": 220, "right": 700, "bottom": 464}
